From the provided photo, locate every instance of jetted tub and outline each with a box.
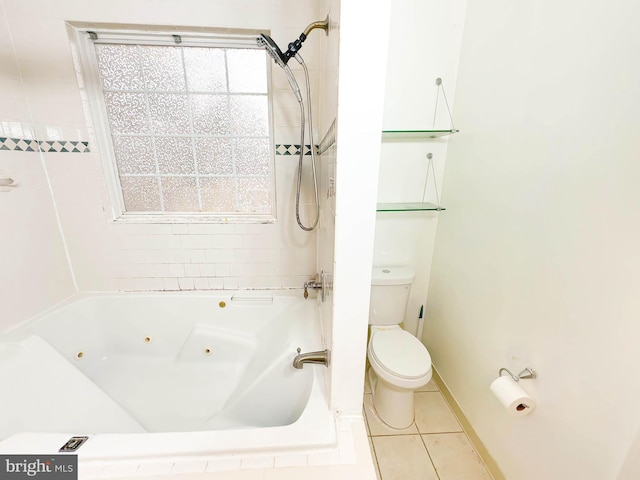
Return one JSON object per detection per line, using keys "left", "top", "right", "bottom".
{"left": 0, "top": 291, "right": 335, "bottom": 461}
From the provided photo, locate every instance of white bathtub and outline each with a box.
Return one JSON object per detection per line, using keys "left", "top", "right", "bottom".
{"left": 0, "top": 291, "right": 335, "bottom": 461}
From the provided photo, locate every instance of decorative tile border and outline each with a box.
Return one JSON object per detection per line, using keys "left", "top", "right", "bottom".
{"left": 1, "top": 138, "right": 315, "bottom": 156}
{"left": 39, "top": 140, "right": 90, "bottom": 153}
{"left": 0, "top": 137, "right": 90, "bottom": 153}
{"left": 0, "top": 137, "right": 39, "bottom": 152}
{"left": 275, "top": 144, "right": 314, "bottom": 156}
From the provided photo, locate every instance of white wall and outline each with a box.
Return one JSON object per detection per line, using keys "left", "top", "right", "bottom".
{"left": 328, "top": 0, "right": 391, "bottom": 414}
{"left": 0, "top": 0, "right": 323, "bottom": 295}
{"left": 426, "top": 0, "right": 640, "bottom": 478}
{"left": 374, "top": 0, "right": 467, "bottom": 335}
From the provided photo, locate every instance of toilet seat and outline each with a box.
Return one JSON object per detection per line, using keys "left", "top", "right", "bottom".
{"left": 370, "top": 329, "right": 431, "bottom": 380}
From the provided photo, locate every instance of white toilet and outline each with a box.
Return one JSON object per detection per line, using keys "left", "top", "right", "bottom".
{"left": 368, "top": 267, "right": 432, "bottom": 429}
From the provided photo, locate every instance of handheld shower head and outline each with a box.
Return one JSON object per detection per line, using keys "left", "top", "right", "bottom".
{"left": 257, "top": 34, "right": 288, "bottom": 67}
{"left": 257, "top": 34, "right": 302, "bottom": 103}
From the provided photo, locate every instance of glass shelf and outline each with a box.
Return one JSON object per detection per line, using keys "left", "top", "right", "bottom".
{"left": 381, "top": 129, "right": 459, "bottom": 139}
{"left": 376, "top": 202, "right": 445, "bottom": 212}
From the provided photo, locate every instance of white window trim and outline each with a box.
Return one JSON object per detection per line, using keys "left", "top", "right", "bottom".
{"left": 71, "top": 25, "right": 277, "bottom": 224}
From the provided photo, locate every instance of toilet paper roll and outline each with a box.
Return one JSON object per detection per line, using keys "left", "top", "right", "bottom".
{"left": 490, "top": 375, "right": 536, "bottom": 416}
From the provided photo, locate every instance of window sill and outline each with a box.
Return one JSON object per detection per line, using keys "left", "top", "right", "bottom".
{"left": 111, "top": 213, "right": 277, "bottom": 224}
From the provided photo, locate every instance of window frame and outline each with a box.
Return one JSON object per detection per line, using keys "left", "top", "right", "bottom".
{"left": 72, "top": 25, "right": 277, "bottom": 224}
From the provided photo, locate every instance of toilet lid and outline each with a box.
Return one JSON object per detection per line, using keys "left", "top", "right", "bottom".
{"left": 370, "top": 330, "right": 432, "bottom": 379}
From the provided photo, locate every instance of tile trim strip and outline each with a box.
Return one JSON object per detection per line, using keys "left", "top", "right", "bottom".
{"left": 317, "top": 118, "right": 336, "bottom": 155}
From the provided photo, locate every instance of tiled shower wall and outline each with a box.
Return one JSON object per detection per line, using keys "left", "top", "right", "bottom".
{"left": 0, "top": 147, "right": 75, "bottom": 332}
{"left": 0, "top": 0, "right": 329, "bottom": 316}
{"left": 315, "top": 0, "right": 338, "bottom": 405}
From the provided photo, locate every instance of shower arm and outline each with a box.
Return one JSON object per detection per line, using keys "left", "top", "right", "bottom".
{"left": 303, "top": 16, "right": 329, "bottom": 37}
{"left": 284, "top": 15, "right": 329, "bottom": 61}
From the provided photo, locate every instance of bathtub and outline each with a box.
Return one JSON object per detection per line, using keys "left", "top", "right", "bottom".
{"left": 0, "top": 291, "right": 335, "bottom": 462}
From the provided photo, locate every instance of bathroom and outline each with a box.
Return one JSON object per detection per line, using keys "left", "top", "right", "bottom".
{"left": 2, "top": 0, "right": 640, "bottom": 479}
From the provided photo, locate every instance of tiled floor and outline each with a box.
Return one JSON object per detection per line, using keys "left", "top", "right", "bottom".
{"left": 364, "top": 370, "right": 494, "bottom": 480}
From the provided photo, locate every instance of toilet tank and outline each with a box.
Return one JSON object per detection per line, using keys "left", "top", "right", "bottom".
{"left": 369, "top": 267, "right": 415, "bottom": 326}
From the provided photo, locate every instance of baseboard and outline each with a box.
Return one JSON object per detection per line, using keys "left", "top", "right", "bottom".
{"left": 432, "top": 368, "right": 505, "bottom": 480}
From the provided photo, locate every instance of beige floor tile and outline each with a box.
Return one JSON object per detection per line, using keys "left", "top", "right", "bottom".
{"left": 415, "top": 379, "right": 439, "bottom": 392}
{"left": 372, "top": 435, "right": 438, "bottom": 480}
{"left": 368, "top": 437, "right": 382, "bottom": 480}
{"left": 414, "top": 392, "right": 462, "bottom": 434}
{"left": 422, "top": 433, "right": 493, "bottom": 480}
{"left": 363, "top": 394, "right": 419, "bottom": 436}
{"left": 363, "top": 405, "right": 371, "bottom": 436}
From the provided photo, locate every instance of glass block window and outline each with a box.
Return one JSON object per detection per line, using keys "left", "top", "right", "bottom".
{"left": 80, "top": 30, "right": 274, "bottom": 220}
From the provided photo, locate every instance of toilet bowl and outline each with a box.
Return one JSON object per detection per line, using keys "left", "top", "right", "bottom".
{"left": 367, "top": 267, "right": 432, "bottom": 429}
{"left": 367, "top": 326, "right": 432, "bottom": 428}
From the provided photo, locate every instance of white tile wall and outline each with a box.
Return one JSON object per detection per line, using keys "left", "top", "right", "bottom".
{"left": 315, "top": 0, "right": 339, "bottom": 407}
{"left": 0, "top": 1, "right": 77, "bottom": 330}
{"left": 0, "top": 151, "right": 76, "bottom": 331}
{"left": 1, "top": 0, "right": 328, "bottom": 294}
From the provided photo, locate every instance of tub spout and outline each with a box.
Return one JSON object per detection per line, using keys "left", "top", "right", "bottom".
{"left": 293, "top": 347, "right": 330, "bottom": 369}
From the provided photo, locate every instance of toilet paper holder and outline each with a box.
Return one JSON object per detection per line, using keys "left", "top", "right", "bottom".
{"left": 498, "top": 367, "right": 536, "bottom": 382}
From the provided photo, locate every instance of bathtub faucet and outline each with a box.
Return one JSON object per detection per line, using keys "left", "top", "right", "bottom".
{"left": 293, "top": 347, "right": 330, "bottom": 369}
{"left": 303, "top": 271, "right": 328, "bottom": 302}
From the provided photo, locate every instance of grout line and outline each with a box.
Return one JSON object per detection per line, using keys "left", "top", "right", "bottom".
{"left": 370, "top": 430, "right": 465, "bottom": 438}
{"left": 412, "top": 390, "right": 462, "bottom": 436}
{"left": 421, "top": 431, "right": 470, "bottom": 435}
{"left": 364, "top": 372, "right": 496, "bottom": 480}
{"left": 418, "top": 432, "right": 441, "bottom": 480}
